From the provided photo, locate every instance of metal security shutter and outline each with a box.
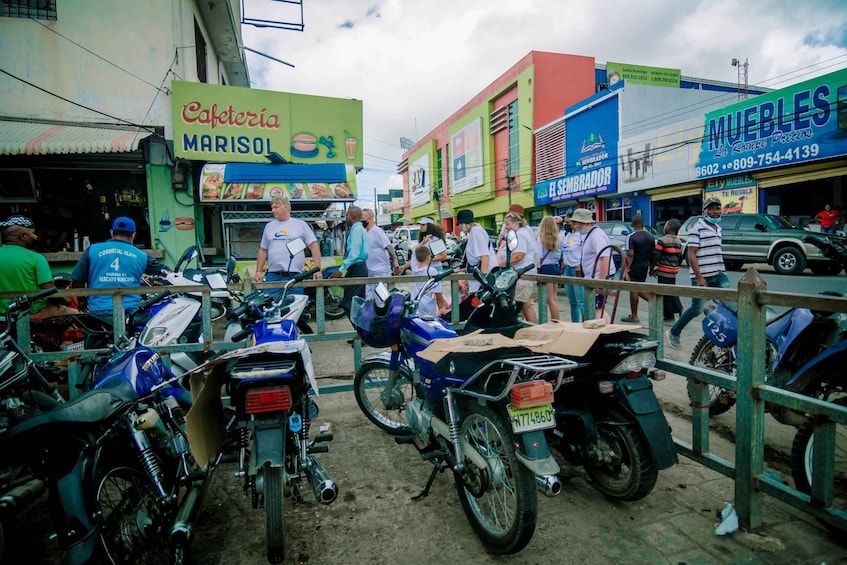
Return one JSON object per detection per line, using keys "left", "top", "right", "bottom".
{"left": 753, "top": 160, "right": 847, "bottom": 189}
{"left": 648, "top": 182, "right": 704, "bottom": 202}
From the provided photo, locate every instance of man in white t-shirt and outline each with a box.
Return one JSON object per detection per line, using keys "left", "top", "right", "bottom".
{"left": 254, "top": 196, "right": 322, "bottom": 295}
{"left": 570, "top": 208, "right": 615, "bottom": 320}
{"left": 362, "top": 208, "right": 399, "bottom": 299}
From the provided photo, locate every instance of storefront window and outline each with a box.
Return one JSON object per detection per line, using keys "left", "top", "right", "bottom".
{"left": 604, "top": 196, "right": 632, "bottom": 222}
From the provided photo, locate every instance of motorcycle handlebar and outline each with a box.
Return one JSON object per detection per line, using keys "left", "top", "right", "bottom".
{"left": 295, "top": 266, "right": 321, "bottom": 282}
{"left": 5, "top": 288, "right": 60, "bottom": 321}
{"left": 517, "top": 264, "right": 536, "bottom": 276}
{"left": 136, "top": 289, "right": 172, "bottom": 313}
{"left": 230, "top": 328, "right": 252, "bottom": 342}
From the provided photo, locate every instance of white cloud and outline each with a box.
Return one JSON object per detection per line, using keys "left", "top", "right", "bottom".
{"left": 243, "top": 0, "right": 847, "bottom": 195}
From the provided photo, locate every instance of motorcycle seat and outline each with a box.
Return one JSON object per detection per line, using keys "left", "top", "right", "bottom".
{"left": 720, "top": 300, "right": 782, "bottom": 324}
{"left": 0, "top": 382, "right": 137, "bottom": 456}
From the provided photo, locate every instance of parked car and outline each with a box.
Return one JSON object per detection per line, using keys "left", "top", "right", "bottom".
{"left": 392, "top": 225, "right": 420, "bottom": 262}
{"left": 678, "top": 213, "right": 843, "bottom": 276}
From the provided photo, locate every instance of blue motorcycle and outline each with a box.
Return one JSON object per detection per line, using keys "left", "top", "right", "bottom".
{"left": 0, "top": 335, "right": 198, "bottom": 564}
{"left": 351, "top": 232, "right": 577, "bottom": 554}
{"left": 689, "top": 294, "right": 847, "bottom": 420}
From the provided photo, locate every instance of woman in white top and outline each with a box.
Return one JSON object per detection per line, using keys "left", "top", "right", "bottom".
{"left": 456, "top": 209, "right": 495, "bottom": 320}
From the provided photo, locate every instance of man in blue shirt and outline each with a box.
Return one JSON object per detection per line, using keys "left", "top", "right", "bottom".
{"left": 328, "top": 206, "right": 368, "bottom": 317}
{"left": 72, "top": 216, "right": 166, "bottom": 324}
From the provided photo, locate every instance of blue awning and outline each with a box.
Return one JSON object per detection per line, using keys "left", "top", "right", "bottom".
{"left": 223, "top": 163, "right": 349, "bottom": 183}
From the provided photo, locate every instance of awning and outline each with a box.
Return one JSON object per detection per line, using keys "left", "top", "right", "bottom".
{"left": 0, "top": 118, "right": 152, "bottom": 155}
{"left": 199, "top": 162, "right": 356, "bottom": 203}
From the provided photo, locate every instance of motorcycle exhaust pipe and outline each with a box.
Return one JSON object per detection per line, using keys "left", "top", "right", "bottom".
{"left": 535, "top": 474, "right": 562, "bottom": 498}
{"left": 303, "top": 455, "right": 338, "bottom": 505}
{"left": 170, "top": 479, "right": 208, "bottom": 548}
{"left": 0, "top": 478, "right": 46, "bottom": 518}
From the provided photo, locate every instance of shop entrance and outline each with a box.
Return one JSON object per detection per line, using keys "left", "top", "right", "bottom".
{"left": 652, "top": 195, "right": 702, "bottom": 230}
{"left": 764, "top": 176, "right": 845, "bottom": 229}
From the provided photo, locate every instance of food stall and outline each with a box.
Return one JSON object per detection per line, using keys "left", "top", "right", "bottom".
{"left": 198, "top": 162, "right": 357, "bottom": 277}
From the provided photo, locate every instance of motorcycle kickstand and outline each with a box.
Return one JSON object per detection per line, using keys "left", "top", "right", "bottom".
{"left": 412, "top": 462, "right": 446, "bottom": 501}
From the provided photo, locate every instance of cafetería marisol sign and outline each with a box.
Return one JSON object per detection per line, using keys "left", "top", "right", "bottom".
{"left": 172, "top": 81, "right": 363, "bottom": 167}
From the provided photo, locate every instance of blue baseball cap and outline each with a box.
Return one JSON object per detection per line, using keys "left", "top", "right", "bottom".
{"left": 112, "top": 216, "right": 136, "bottom": 232}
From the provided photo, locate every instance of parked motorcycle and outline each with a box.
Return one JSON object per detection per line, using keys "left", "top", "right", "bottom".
{"left": 0, "top": 288, "right": 66, "bottom": 561}
{"left": 805, "top": 233, "right": 847, "bottom": 275}
{"left": 352, "top": 232, "right": 577, "bottom": 554}
{"left": 688, "top": 295, "right": 847, "bottom": 421}
{"left": 0, "top": 332, "right": 199, "bottom": 563}
{"left": 184, "top": 237, "right": 338, "bottom": 564}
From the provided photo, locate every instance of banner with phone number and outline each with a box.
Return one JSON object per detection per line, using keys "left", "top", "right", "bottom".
{"left": 695, "top": 68, "right": 847, "bottom": 180}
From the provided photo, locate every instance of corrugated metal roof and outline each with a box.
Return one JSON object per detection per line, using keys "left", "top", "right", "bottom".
{"left": 0, "top": 119, "right": 152, "bottom": 155}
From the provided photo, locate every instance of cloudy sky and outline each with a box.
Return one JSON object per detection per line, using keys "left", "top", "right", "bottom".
{"left": 242, "top": 0, "right": 847, "bottom": 209}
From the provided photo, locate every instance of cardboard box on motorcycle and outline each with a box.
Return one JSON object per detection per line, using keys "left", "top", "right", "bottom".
{"left": 514, "top": 321, "right": 638, "bottom": 357}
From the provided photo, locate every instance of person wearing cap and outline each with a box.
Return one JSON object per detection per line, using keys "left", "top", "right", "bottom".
{"left": 0, "top": 215, "right": 77, "bottom": 320}
{"left": 569, "top": 208, "right": 616, "bottom": 321}
{"left": 666, "top": 196, "right": 729, "bottom": 349}
{"left": 71, "top": 216, "right": 167, "bottom": 320}
{"left": 561, "top": 213, "right": 585, "bottom": 322}
{"left": 456, "top": 209, "right": 496, "bottom": 320}
{"left": 394, "top": 216, "right": 448, "bottom": 275}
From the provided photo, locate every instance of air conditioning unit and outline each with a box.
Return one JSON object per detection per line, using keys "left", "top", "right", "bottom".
{"left": 0, "top": 169, "right": 37, "bottom": 203}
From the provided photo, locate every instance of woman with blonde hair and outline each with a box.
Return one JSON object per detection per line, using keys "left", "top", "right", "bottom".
{"left": 536, "top": 215, "right": 563, "bottom": 320}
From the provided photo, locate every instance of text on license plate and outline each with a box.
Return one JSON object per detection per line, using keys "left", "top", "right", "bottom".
{"left": 507, "top": 404, "right": 555, "bottom": 433}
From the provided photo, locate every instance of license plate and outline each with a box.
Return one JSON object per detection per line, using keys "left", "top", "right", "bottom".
{"left": 507, "top": 403, "right": 555, "bottom": 434}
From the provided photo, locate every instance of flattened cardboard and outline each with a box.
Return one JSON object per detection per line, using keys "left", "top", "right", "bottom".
{"left": 514, "top": 320, "right": 639, "bottom": 357}
{"left": 417, "top": 329, "right": 549, "bottom": 364}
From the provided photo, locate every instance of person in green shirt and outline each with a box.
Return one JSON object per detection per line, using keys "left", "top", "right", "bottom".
{"left": 0, "top": 215, "right": 75, "bottom": 320}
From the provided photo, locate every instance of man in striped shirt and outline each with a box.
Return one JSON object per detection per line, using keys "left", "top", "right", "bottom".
{"left": 666, "top": 197, "right": 730, "bottom": 349}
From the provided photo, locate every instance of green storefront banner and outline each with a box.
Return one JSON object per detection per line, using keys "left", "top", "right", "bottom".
{"left": 606, "top": 61, "right": 681, "bottom": 88}
{"left": 171, "top": 81, "right": 363, "bottom": 167}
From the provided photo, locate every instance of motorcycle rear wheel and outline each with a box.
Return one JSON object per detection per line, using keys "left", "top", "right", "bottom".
{"left": 96, "top": 466, "right": 171, "bottom": 564}
{"left": 353, "top": 359, "right": 415, "bottom": 434}
{"left": 455, "top": 403, "right": 537, "bottom": 554}
{"left": 263, "top": 463, "right": 286, "bottom": 564}
{"left": 586, "top": 415, "right": 658, "bottom": 501}
{"left": 687, "top": 335, "right": 737, "bottom": 417}
{"left": 790, "top": 397, "right": 847, "bottom": 543}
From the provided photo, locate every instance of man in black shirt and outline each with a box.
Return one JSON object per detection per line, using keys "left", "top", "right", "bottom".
{"left": 620, "top": 214, "right": 654, "bottom": 323}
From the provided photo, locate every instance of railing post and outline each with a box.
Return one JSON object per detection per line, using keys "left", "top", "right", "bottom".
{"left": 734, "top": 267, "right": 768, "bottom": 531}
{"left": 537, "top": 281, "right": 548, "bottom": 324}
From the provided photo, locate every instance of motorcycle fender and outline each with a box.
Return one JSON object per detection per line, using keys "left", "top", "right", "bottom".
{"left": 612, "top": 379, "right": 678, "bottom": 470}
{"left": 513, "top": 430, "right": 560, "bottom": 476}
{"left": 251, "top": 423, "right": 286, "bottom": 469}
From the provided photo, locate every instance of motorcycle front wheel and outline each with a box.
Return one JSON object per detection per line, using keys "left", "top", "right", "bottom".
{"left": 585, "top": 413, "right": 658, "bottom": 501}
{"left": 790, "top": 397, "right": 847, "bottom": 542}
{"left": 687, "top": 335, "right": 737, "bottom": 417}
{"left": 96, "top": 466, "right": 171, "bottom": 564}
{"left": 324, "top": 286, "right": 346, "bottom": 320}
{"left": 353, "top": 359, "right": 415, "bottom": 435}
{"left": 263, "top": 462, "right": 286, "bottom": 564}
{"left": 454, "top": 403, "right": 537, "bottom": 554}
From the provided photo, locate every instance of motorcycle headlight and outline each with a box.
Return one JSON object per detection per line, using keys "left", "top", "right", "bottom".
{"left": 139, "top": 326, "right": 168, "bottom": 346}
{"left": 609, "top": 351, "right": 657, "bottom": 375}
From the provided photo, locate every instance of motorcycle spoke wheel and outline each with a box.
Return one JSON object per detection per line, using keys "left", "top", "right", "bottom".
{"left": 791, "top": 397, "right": 847, "bottom": 543}
{"left": 96, "top": 466, "right": 170, "bottom": 564}
{"left": 323, "top": 286, "right": 346, "bottom": 320}
{"left": 454, "top": 404, "right": 537, "bottom": 554}
{"left": 687, "top": 335, "right": 737, "bottom": 417}
{"left": 585, "top": 419, "right": 658, "bottom": 502}
{"left": 353, "top": 360, "right": 415, "bottom": 435}
{"left": 263, "top": 463, "right": 286, "bottom": 564}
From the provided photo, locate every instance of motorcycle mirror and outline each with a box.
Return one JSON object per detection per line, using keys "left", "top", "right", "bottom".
{"left": 286, "top": 237, "right": 308, "bottom": 256}
{"left": 505, "top": 229, "right": 519, "bottom": 252}
{"left": 176, "top": 245, "right": 199, "bottom": 272}
{"left": 374, "top": 282, "right": 390, "bottom": 302}
{"left": 206, "top": 272, "right": 227, "bottom": 290}
{"left": 429, "top": 238, "right": 447, "bottom": 257}
{"left": 225, "top": 256, "right": 237, "bottom": 282}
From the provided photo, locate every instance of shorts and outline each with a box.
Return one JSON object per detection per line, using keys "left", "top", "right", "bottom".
{"left": 539, "top": 263, "right": 563, "bottom": 276}
{"left": 515, "top": 279, "right": 537, "bottom": 303}
{"left": 628, "top": 264, "right": 648, "bottom": 282}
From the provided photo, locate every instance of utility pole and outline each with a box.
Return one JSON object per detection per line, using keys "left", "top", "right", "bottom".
{"left": 732, "top": 57, "right": 749, "bottom": 101}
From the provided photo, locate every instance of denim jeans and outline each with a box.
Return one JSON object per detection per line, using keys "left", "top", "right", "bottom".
{"left": 564, "top": 265, "right": 584, "bottom": 323}
{"left": 263, "top": 272, "right": 305, "bottom": 297}
{"left": 670, "top": 272, "right": 730, "bottom": 337}
{"left": 821, "top": 225, "right": 837, "bottom": 235}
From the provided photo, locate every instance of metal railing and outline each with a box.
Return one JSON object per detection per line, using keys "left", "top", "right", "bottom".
{"left": 3, "top": 269, "right": 846, "bottom": 536}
